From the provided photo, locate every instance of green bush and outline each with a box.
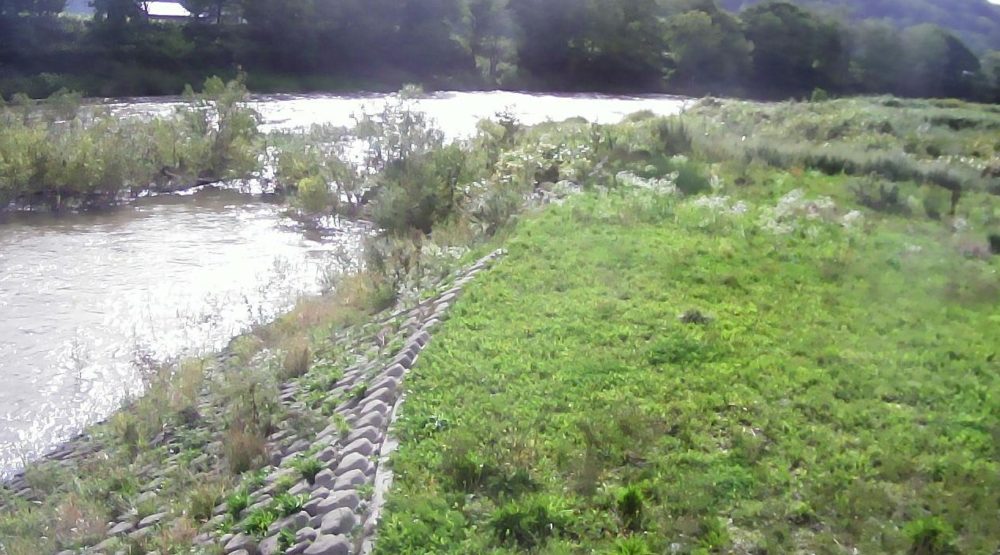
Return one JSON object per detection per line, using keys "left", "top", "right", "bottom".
{"left": 614, "top": 536, "right": 655, "bottom": 555}
{"left": 291, "top": 456, "right": 324, "bottom": 485}
{"left": 490, "top": 496, "right": 571, "bottom": 548}
{"left": 904, "top": 517, "right": 958, "bottom": 555}
{"left": 674, "top": 161, "right": 711, "bottom": 196}
{"left": 241, "top": 508, "right": 277, "bottom": 536}
{"left": 226, "top": 489, "right": 250, "bottom": 517}
{"left": 272, "top": 493, "right": 309, "bottom": 517}
{"left": 373, "top": 144, "right": 469, "bottom": 234}
{"left": 0, "top": 75, "right": 261, "bottom": 211}
{"left": 852, "top": 178, "right": 909, "bottom": 214}
{"left": 655, "top": 118, "right": 693, "bottom": 157}
{"left": 295, "top": 176, "right": 332, "bottom": 215}
{"left": 618, "top": 486, "right": 645, "bottom": 533}
{"left": 188, "top": 485, "right": 223, "bottom": 523}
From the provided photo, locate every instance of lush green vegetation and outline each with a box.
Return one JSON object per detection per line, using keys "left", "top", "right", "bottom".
{"left": 0, "top": 76, "right": 260, "bottom": 210}
{"left": 1, "top": 91, "right": 998, "bottom": 553}
{"left": 374, "top": 99, "right": 1000, "bottom": 553}
{"left": 2, "top": 0, "right": 999, "bottom": 101}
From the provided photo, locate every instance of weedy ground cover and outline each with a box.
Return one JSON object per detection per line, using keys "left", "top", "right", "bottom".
{"left": 377, "top": 98, "right": 1000, "bottom": 554}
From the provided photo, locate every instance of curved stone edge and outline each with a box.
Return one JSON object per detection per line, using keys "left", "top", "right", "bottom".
{"left": 210, "top": 249, "right": 504, "bottom": 555}
{"left": 353, "top": 249, "right": 505, "bottom": 555}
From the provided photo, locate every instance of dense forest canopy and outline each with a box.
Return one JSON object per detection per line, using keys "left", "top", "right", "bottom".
{"left": 0, "top": 0, "right": 998, "bottom": 101}
{"left": 719, "top": 0, "right": 1000, "bottom": 52}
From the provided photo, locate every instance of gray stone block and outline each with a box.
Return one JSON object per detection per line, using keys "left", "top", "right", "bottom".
{"left": 319, "top": 507, "right": 357, "bottom": 535}
{"left": 355, "top": 411, "right": 386, "bottom": 429}
{"left": 303, "top": 534, "right": 350, "bottom": 555}
{"left": 346, "top": 426, "right": 380, "bottom": 444}
{"left": 381, "top": 364, "right": 405, "bottom": 379}
{"left": 342, "top": 437, "right": 376, "bottom": 458}
{"left": 295, "top": 526, "right": 318, "bottom": 543}
{"left": 333, "top": 469, "right": 367, "bottom": 491}
{"left": 224, "top": 532, "right": 257, "bottom": 554}
{"left": 314, "top": 469, "right": 336, "bottom": 489}
{"left": 334, "top": 452, "right": 371, "bottom": 476}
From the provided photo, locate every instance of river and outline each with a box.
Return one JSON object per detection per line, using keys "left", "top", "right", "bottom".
{"left": 0, "top": 91, "right": 688, "bottom": 479}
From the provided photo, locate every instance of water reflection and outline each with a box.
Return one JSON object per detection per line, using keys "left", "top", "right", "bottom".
{"left": 0, "top": 193, "right": 364, "bottom": 478}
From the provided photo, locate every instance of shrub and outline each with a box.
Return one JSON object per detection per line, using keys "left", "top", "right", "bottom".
{"left": 989, "top": 234, "right": 1000, "bottom": 255}
{"left": 674, "top": 161, "right": 710, "bottom": 196}
{"left": 272, "top": 473, "right": 299, "bottom": 495}
{"left": 810, "top": 88, "right": 830, "bottom": 102}
{"left": 615, "top": 536, "right": 654, "bottom": 555}
{"left": 295, "top": 176, "right": 332, "bottom": 214}
{"left": 53, "top": 493, "right": 108, "bottom": 547}
{"left": 281, "top": 338, "right": 312, "bottom": 380}
{"left": 241, "top": 508, "right": 277, "bottom": 537}
{"left": 278, "top": 528, "right": 297, "bottom": 551}
{"left": 696, "top": 517, "right": 731, "bottom": 551}
{"left": 921, "top": 188, "right": 949, "bottom": 220}
{"left": 224, "top": 426, "right": 267, "bottom": 475}
{"left": 291, "top": 456, "right": 323, "bottom": 485}
{"left": 226, "top": 489, "right": 250, "bottom": 518}
{"left": 373, "top": 144, "right": 469, "bottom": 234}
{"left": 655, "top": 118, "right": 692, "bottom": 156}
{"left": 188, "top": 484, "right": 223, "bottom": 523}
{"left": 273, "top": 493, "right": 309, "bottom": 517}
{"left": 441, "top": 447, "right": 489, "bottom": 493}
{"left": 852, "top": 178, "right": 908, "bottom": 214}
{"left": 904, "top": 517, "right": 958, "bottom": 555}
{"left": 490, "top": 496, "right": 571, "bottom": 548}
{"left": 469, "top": 185, "right": 522, "bottom": 236}
{"left": 618, "top": 485, "right": 645, "bottom": 533}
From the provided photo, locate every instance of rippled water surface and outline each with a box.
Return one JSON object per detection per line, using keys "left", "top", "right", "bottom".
{"left": 0, "top": 91, "right": 688, "bottom": 478}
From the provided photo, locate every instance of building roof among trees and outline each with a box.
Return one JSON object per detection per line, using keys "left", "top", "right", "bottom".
{"left": 142, "top": 1, "right": 191, "bottom": 18}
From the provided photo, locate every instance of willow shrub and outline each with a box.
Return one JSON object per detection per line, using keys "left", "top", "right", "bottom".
{"left": 0, "top": 76, "right": 261, "bottom": 210}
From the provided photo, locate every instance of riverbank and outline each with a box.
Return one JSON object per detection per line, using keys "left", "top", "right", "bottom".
{"left": 2, "top": 95, "right": 998, "bottom": 554}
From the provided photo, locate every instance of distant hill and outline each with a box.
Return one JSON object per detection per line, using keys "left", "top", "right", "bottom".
{"left": 718, "top": 0, "right": 1000, "bottom": 51}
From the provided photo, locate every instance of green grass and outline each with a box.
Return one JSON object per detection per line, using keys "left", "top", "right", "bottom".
{"left": 377, "top": 185, "right": 1000, "bottom": 553}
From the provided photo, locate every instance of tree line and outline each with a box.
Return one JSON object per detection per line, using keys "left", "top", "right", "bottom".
{"left": 1, "top": 0, "right": 999, "bottom": 101}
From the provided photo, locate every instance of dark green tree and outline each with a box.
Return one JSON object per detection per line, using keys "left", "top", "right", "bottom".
{"left": 0, "top": 0, "right": 66, "bottom": 15}
{"left": 741, "top": 1, "right": 849, "bottom": 98}
{"left": 663, "top": 3, "right": 752, "bottom": 94}
{"left": 239, "top": 0, "right": 318, "bottom": 71}
{"left": 396, "top": 0, "right": 472, "bottom": 76}
{"left": 900, "top": 24, "right": 981, "bottom": 98}
{"left": 461, "top": 0, "right": 518, "bottom": 83}
{"left": 848, "top": 20, "right": 907, "bottom": 94}
{"left": 91, "top": 0, "right": 142, "bottom": 24}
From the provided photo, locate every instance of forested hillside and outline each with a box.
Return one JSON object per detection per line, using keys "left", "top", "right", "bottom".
{"left": 719, "top": 0, "right": 1000, "bottom": 51}
{"left": 1, "top": 0, "right": 999, "bottom": 101}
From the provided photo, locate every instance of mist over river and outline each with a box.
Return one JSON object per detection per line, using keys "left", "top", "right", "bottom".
{"left": 0, "top": 91, "right": 688, "bottom": 479}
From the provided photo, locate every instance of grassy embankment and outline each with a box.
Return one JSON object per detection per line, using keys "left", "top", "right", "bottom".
{"left": 377, "top": 98, "right": 1000, "bottom": 554}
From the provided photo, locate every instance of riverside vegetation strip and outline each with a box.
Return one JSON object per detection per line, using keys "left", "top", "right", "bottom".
{"left": 1, "top": 93, "right": 998, "bottom": 554}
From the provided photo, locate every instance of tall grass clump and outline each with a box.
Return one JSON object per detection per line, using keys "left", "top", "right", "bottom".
{"left": 490, "top": 496, "right": 571, "bottom": 549}
{"left": 280, "top": 337, "right": 312, "bottom": 380}
{"left": 655, "top": 117, "right": 692, "bottom": 156}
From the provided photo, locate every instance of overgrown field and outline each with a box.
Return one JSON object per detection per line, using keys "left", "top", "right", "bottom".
{"left": 377, "top": 101, "right": 1000, "bottom": 554}
{"left": 379, "top": 185, "right": 1000, "bottom": 554}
